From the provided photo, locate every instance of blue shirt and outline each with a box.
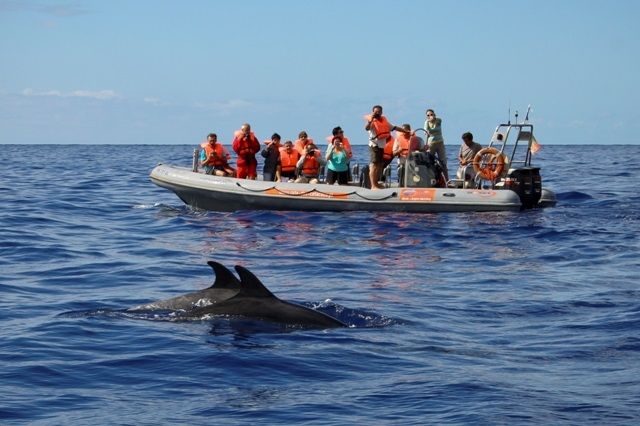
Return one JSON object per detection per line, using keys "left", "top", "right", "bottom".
{"left": 325, "top": 146, "right": 349, "bottom": 172}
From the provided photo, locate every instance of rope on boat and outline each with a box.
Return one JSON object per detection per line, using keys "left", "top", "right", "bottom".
{"left": 235, "top": 182, "right": 397, "bottom": 201}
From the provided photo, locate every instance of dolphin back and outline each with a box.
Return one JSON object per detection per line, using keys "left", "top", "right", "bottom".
{"left": 192, "top": 263, "right": 347, "bottom": 328}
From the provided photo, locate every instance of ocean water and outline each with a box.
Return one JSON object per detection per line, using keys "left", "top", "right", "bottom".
{"left": 1, "top": 143, "right": 639, "bottom": 425}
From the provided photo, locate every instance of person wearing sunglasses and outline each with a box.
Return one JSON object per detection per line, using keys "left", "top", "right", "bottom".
{"left": 424, "top": 109, "right": 449, "bottom": 181}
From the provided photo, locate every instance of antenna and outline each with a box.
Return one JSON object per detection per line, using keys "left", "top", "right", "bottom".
{"left": 524, "top": 104, "right": 531, "bottom": 123}
{"left": 508, "top": 101, "right": 511, "bottom": 125}
{"left": 515, "top": 110, "right": 519, "bottom": 124}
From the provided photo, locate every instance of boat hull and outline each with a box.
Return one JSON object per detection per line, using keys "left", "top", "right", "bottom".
{"left": 150, "top": 164, "right": 532, "bottom": 213}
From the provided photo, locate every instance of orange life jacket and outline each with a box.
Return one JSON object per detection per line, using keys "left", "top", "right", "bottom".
{"left": 300, "top": 154, "right": 320, "bottom": 176}
{"left": 371, "top": 116, "right": 392, "bottom": 140}
{"left": 200, "top": 142, "right": 229, "bottom": 166}
{"left": 279, "top": 148, "right": 301, "bottom": 174}
{"left": 383, "top": 138, "right": 395, "bottom": 162}
{"left": 395, "top": 133, "right": 420, "bottom": 158}
{"left": 233, "top": 131, "right": 259, "bottom": 158}
{"left": 342, "top": 136, "right": 353, "bottom": 159}
{"left": 294, "top": 138, "right": 314, "bottom": 155}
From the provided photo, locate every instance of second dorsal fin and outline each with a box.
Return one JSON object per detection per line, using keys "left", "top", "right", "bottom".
{"left": 207, "top": 261, "right": 241, "bottom": 290}
{"left": 234, "top": 265, "right": 276, "bottom": 298}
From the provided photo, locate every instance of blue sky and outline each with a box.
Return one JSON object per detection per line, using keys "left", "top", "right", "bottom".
{"left": 1, "top": 0, "right": 638, "bottom": 145}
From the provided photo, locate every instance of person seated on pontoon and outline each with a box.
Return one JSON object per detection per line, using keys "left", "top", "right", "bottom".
{"left": 456, "top": 132, "right": 483, "bottom": 182}
{"left": 199, "top": 133, "right": 236, "bottom": 176}
{"left": 295, "top": 143, "right": 325, "bottom": 184}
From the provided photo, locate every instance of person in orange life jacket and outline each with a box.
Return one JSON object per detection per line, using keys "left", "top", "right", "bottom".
{"left": 393, "top": 124, "right": 424, "bottom": 186}
{"left": 365, "top": 105, "right": 404, "bottom": 190}
{"left": 382, "top": 137, "right": 395, "bottom": 171}
{"left": 294, "top": 131, "right": 314, "bottom": 156}
{"left": 232, "top": 123, "right": 261, "bottom": 179}
{"left": 295, "top": 143, "right": 325, "bottom": 184}
{"left": 393, "top": 124, "right": 424, "bottom": 164}
{"left": 199, "top": 133, "right": 236, "bottom": 176}
{"left": 261, "top": 133, "right": 282, "bottom": 182}
{"left": 325, "top": 136, "right": 350, "bottom": 185}
{"left": 279, "top": 140, "right": 300, "bottom": 181}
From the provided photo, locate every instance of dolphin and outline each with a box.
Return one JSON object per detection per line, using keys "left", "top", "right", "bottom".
{"left": 128, "top": 261, "right": 346, "bottom": 328}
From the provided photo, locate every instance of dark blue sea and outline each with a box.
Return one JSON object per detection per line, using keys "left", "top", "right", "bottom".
{"left": 1, "top": 143, "right": 639, "bottom": 425}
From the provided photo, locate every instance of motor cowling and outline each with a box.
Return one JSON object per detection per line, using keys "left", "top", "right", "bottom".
{"left": 504, "top": 167, "right": 542, "bottom": 209}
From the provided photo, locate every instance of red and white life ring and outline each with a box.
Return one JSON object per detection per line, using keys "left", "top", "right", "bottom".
{"left": 472, "top": 147, "right": 506, "bottom": 181}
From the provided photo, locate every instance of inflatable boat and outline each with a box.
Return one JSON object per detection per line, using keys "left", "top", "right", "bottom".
{"left": 150, "top": 122, "right": 556, "bottom": 213}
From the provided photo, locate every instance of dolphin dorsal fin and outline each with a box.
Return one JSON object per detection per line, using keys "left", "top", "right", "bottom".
{"left": 234, "top": 265, "right": 276, "bottom": 298}
{"left": 207, "top": 261, "right": 241, "bottom": 290}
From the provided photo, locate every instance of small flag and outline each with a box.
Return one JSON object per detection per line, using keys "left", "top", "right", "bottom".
{"left": 531, "top": 134, "right": 542, "bottom": 154}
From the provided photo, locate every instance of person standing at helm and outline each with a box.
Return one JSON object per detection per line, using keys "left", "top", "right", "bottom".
{"left": 232, "top": 123, "right": 260, "bottom": 179}
{"left": 365, "top": 105, "right": 404, "bottom": 190}
{"left": 423, "top": 108, "right": 449, "bottom": 181}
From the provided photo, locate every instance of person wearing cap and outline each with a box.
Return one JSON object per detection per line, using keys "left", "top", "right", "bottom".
{"left": 279, "top": 140, "right": 300, "bottom": 181}
{"left": 261, "top": 132, "right": 282, "bottom": 182}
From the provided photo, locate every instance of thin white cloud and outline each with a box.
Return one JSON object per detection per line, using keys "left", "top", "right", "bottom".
{"left": 192, "top": 99, "right": 254, "bottom": 116}
{"left": 22, "top": 88, "right": 119, "bottom": 100}
{"left": 0, "top": 1, "right": 89, "bottom": 16}
{"left": 143, "top": 97, "right": 171, "bottom": 107}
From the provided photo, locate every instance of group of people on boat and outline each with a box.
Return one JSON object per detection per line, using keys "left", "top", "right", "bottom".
{"left": 199, "top": 124, "right": 353, "bottom": 185}
{"left": 198, "top": 104, "right": 491, "bottom": 188}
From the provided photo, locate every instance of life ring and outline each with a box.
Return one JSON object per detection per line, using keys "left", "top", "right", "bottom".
{"left": 472, "top": 147, "right": 506, "bottom": 181}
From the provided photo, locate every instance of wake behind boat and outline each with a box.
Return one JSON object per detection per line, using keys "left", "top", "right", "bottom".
{"left": 150, "top": 122, "right": 556, "bottom": 213}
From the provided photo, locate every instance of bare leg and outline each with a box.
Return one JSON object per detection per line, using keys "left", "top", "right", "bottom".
{"left": 369, "top": 163, "right": 382, "bottom": 189}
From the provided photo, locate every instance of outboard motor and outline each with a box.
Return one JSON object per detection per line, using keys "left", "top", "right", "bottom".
{"left": 351, "top": 163, "right": 360, "bottom": 183}
{"left": 404, "top": 152, "right": 444, "bottom": 188}
{"left": 503, "top": 167, "right": 542, "bottom": 209}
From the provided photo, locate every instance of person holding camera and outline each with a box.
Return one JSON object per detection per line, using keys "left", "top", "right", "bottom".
{"left": 199, "top": 133, "right": 236, "bottom": 176}
{"left": 261, "top": 132, "right": 282, "bottom": 182}
{"left": 365, "top": 105, "right": 404, "bottom": 189}
{"left": 295, "top": 143, "right": 325, "bottom": 184}
{"left": 232, "top": 123, "right": 261, "bottom": 179}
{"left": 325, "top": 136, "right": 349, "bottom": 185}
